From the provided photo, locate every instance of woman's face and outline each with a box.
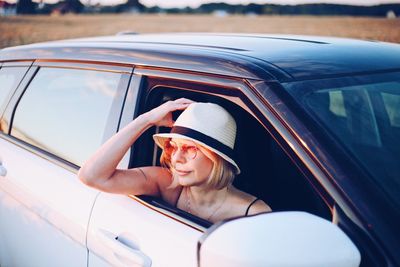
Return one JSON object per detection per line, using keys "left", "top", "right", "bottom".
{"left": 167, "top": 138, "right": 214, "bottom": 187}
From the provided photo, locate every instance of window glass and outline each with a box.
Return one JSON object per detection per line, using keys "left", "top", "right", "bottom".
{"left": 382, "top": 92, "right": 400, "bottom": 127}
{"left": 285, "top": 72, "right": 400, "bottom": 208}
{"left": 329, "top": 90, "right": 346, "bottom": 117}
{"left": 0, "top": 67, "right": 28, "bottom": 116}
{"left": 305, "top": 87, "right": 380, "bottom": 147}
{"left": 11, "top": 67, "right": 122, "bottom": 166}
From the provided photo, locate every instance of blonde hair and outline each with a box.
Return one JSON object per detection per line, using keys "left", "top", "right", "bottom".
{"left": 160, "top": 141, "right": 236, "bottom": 190}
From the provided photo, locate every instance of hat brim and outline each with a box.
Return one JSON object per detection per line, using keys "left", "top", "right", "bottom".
{"left": 153, "top": 132, "right": 240, "bottom": 175}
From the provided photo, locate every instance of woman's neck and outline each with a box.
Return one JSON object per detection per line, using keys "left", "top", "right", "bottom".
{"left": 186, "top": 185, "right": 228, "bottom": 207}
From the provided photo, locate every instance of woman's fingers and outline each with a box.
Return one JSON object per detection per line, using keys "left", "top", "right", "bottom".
{"left": 174, "top": 97, "right": 195, "bottom": 104}
{"left": 156, "top": 99, "right": 193, "bottom": 127}
{"left": 169, "top": 98, "right": 195, "bottom": 111}
{"left": 147, "top": 98, "right": 195, "bottom": 127}
{"left": 172, "top": 98, "right": 195, "bottom": 106}
{"left": 162, "top": 113, "right": 174, "bottom": 128}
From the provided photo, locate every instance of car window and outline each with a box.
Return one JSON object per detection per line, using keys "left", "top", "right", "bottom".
{"left": 0, "top": 66, "right": 29, "bottom": 119}
{"left": 141, "top": 88, "right": 331, "bottom": 223}
{"left": 381, "top": 91, "right": 400, "bottom": 128}
{"left": 285, "top": 72, "right": 400, "bottom": 208}
{"left": 11, "top": 67, "right": 123, "bottom": 166}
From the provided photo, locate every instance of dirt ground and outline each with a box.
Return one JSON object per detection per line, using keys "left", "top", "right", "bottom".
{"left": 1, "top": 14, "right": 400, "bottom": 48}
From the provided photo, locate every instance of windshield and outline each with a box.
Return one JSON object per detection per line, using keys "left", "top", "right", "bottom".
{"left": 284, "top": 72, "right": 400, "bottom": 207}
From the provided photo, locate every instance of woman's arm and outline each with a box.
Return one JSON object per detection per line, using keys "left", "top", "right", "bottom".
{"left": 77, "top": 98, "right": 193, "bottom": 196}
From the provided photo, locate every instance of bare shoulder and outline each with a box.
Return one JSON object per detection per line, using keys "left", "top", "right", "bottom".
{"left": 137, "top": 166, "right": 171, "bottom": 182}
{"left": 135, "top": 166, "right": 173, "bottom": 191}
{"left": 228, "top": 186, "right": 272, "bottom": 216}
{"left": 138, "top": 166, "right": 181, "bottom": 204}
{"left": 247, "top": 199, "right": 272, "bottom": 215}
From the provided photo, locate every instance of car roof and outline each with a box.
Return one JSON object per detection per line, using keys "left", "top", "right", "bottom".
{"left": 2, "top": 33, "right": 400, "bottom": 82}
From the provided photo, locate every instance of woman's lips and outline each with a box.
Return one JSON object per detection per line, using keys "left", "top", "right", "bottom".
{"left": 174, "top": 169, "right": 191, "bottom": 176}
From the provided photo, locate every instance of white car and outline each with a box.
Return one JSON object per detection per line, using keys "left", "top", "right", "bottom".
{"left": 1, "top": 33, "right": 399, "bottom": 267}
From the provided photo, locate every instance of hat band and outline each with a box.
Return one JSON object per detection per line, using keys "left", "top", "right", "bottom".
{"left": 171, "top": 126, "right": 234, "bottom": 160}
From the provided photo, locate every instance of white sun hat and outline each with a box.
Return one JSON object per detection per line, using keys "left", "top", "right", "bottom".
{"left": 153, "top": 102, "right": 240, "bottom": 174}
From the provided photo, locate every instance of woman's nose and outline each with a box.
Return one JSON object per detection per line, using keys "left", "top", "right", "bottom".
{"left": 171, "top": 148, "right": 186, "bottom": 163}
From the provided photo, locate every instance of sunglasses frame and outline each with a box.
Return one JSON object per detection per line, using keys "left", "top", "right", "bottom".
{"left": 163, "top": 139, "right": 199, "bottom": 160}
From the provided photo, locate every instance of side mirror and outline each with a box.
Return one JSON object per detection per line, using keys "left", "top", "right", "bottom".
{"left": 198, "top": 212, "right": 361, "bottom": 267}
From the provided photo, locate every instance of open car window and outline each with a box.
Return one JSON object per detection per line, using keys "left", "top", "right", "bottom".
{"left": 132, "top": 85, "right": 332, "bottom": 227}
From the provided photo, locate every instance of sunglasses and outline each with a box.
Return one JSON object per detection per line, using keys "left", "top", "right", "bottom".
{"left": 164, "top": 139, "right": 198, "bottom": 160}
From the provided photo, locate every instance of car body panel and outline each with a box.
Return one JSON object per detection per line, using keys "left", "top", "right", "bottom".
{"left": 87, "top": 193, "right": 203, "bottom": 267}
{"left": 0, "top": 136, "right": 96, "bottom": 266}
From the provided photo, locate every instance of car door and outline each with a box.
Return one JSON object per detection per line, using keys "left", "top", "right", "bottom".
{"left": 0, "top": 61, "right": 131, "bottom": 266}
{"left": 86, "top": 74, "right": 204, "bottom": 267}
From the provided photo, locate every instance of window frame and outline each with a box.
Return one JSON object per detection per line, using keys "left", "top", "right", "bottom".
{"left": 125, "top": 68, "right": 333, "bottom": 228}
{"left": 1, "top": 61, "right": 133, "bottom": 171}
{"left": 0, "top": 62, "right": 32, "bottom": 123}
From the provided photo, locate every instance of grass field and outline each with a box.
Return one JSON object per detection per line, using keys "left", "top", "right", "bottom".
{"left": 1, "top": 14, "right": 400, "bottom": 49}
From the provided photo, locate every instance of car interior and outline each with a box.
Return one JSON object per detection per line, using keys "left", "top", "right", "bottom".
{"left": 130, "top": 85, "right": 332, "bottom": 228}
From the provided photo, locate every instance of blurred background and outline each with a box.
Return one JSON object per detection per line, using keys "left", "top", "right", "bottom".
{"left": 1, "top": 0, "right": 400, "bottom": 49}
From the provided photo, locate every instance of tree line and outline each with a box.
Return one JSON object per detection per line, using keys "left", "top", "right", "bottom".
{"left": 12, "top": 0, "right": 400, "bottom": 16}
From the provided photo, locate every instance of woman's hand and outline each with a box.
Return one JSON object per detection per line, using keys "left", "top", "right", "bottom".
{"left": 145, "top": 98, "right": 194, "bottom": 127}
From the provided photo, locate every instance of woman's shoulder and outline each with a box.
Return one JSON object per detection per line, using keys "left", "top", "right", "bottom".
{"left": 228, "top": 186, "right": 272, "bottom": 216}
{"left": 246, "top": 198, "right": 272, "bottom": 215}
{"left": 139, "top": 166, "right": 182, "bottom": 205}
{"left": 139, "top": 166, "right": 171, "bottom": 181}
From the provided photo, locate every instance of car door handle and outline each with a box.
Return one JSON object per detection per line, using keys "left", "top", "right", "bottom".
{"left": 96, "top": 229, "right": 152, "bottom": 267}
{"left": 0, "top": 161, "right": 7, "bottom": 177}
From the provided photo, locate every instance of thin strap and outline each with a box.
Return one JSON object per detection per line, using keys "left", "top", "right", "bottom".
{"left": 138, "top": 168, "right": 148, "bottom": 180}
{"left": 245, "top": 198, "right": 260, "bottom": 216}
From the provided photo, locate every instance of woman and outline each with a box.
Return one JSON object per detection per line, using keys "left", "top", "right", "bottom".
{"left": 78, "top": 98, "right": 271, "bottom": 223}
